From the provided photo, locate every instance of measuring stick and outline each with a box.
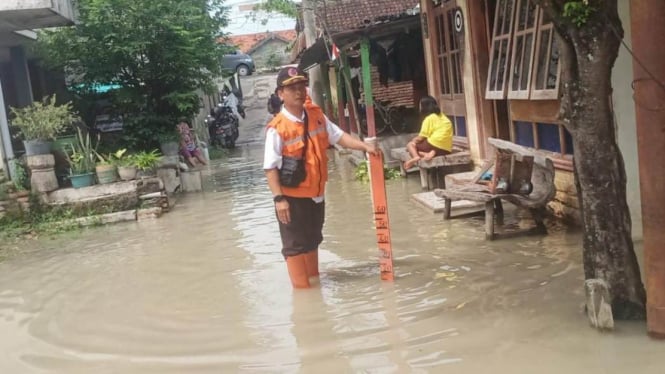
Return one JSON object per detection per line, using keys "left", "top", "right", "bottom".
{"left": 359, "top": 36, "right": 394, "bottom": 281}
{"left": 365, "top": 137, "right": 394, "bottom": 281}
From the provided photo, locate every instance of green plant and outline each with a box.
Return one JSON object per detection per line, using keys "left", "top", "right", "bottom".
{"left": 9, "top": 95, "right": 79, "bottom": 140}
{"left": 157, "top": 130, "right": 180, "bottom": 144}
{"left": 117, "top": 155, "right": 136, "bottom": 168}
{"left": 563, "top": 0, "right": 594, "bottom": 27}
{"left": 385, "top": 167, "right": 402, "bottom": 180}
{"left": 265, "top": 50, "right": 282, "bottom": 71}
{"left": 354, "top": 160, "right": 402, "bottom": 183}
{"left": 131, "top": 150, "right": 161, "bottom": 171}
{"left": 95, "top": 148, "right": 127, "bottom": 166}
{"left": 66, "top": 127, "right": 99, "bottom": 174}
{"left": 12, "top": 161, "right": 29, "bottom": 191}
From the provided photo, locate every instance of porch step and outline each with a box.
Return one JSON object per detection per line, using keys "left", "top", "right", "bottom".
{"left": 410, "top": 191, "right": 484, "bottom": 214}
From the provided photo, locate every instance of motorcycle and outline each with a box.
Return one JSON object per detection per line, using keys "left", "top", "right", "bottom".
{"left": 221, "top": 90, "right": 245, "bottom": 119}
{"left": 208, "top": 103, "right": 239, "bottom": 148}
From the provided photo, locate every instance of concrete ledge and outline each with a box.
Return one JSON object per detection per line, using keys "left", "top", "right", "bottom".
{"left": 69, "top": 210, "right": 137, "bottom": 227}
{"left": 57, "top": 207, "right": 168, "bottom": 227}
{"left": 47, "top": 181, "right": 138, "bottom": 204}
{"left": 137, "top": 207, "right": 163, "bottom": 220}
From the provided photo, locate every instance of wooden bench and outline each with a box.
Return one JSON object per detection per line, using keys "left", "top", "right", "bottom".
{"left": 390, "top": 142, "right": 473, "bottom": 190}
{"left": 434, "top": 138, "right": 555, "bottom": 240}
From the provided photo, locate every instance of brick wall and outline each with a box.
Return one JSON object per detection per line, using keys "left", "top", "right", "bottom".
{"left": 369, "top": 66, "right": 415, "bottom": 108}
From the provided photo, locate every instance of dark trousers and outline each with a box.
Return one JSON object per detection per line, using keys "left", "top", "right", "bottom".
{"left": 277, "top": 196, "right": 325, "bottom": 257}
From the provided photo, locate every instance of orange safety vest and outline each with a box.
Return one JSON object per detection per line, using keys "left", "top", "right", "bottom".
{"left": 267, "top": 104, "right": 330, "bottom": 198}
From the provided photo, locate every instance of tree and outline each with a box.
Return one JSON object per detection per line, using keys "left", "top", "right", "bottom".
{"left": 37, "top": 0, "right": 231, "bottom": 149}
{"left": 265, "top": 49, "right": 283, "bottom": 71}
{"left": 254, "top": 0, "right": 298, "bottom": 18}
{"left": 532, "top": 0, "right": 646, "bottom": 319}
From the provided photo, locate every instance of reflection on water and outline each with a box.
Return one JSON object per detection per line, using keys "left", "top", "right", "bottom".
{"left": 0, "top": 145, "right": 663, "bottom": 373}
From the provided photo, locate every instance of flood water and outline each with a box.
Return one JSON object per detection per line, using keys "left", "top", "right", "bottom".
{"left": 1, "top": 80, "right": 664, "bottom": 372}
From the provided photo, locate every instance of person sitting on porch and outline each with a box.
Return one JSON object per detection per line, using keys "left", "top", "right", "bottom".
{"left": 403, "top": 95, "right": 453, "bottom": 170}
{"left": 177, "top": 120, "right": 207, "bottom": 167}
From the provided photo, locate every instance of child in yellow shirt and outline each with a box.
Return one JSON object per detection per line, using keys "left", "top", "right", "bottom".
{"left": 404, "top": 96, "right": 453, "bottom": 169}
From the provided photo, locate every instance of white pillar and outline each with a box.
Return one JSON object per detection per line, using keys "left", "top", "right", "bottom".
{"left": 0, "top": 76, "right": 15, "bottom": 179}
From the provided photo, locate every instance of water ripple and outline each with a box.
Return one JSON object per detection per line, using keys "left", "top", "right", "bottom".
{"left": 1, "top": 144, "right": 658, "bottom": 373}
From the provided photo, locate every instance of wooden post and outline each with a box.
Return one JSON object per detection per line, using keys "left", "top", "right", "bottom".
{"left": 631, "top": 0, "right": 665, "bottom": 339}
{"left": 484, "top": 201, "right": 495, "bottom": 240}
{"left": 360, "top": 37, "right": 394, "bottom": 281}
{"left": 347, "top": 103, "right": 357, "bottom": 135}
{"left": 321, "top": 63, "right": 335, "bottom": 119}
{"left": 443, "top": 198, "right": 452, "bottom": 220}
{"left": 341, "top": 52, "right": 362, "bottom": 136}
{"left": 419, "top": 168, "right": 428, "bottom": 190}
{"left": 360, "top": 39, "right": 377, "bottom": 138}
{"left": 335, "top": 67, "right": 348, "bottom": 132}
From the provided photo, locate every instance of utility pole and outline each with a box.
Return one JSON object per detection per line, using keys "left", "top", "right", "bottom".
{"left": 631, "top": 0, "right": 665, "bottom": 339}
{"left": 302, "top": 0, "right": 324, "bottom": 107}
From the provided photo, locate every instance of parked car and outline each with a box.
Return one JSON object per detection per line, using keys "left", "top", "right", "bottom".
{"left": 221, "top": 51, "right": 255, "bottom": 76}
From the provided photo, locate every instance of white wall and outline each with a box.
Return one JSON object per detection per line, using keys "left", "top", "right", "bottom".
{"left": 612, "top": 1, "right": 642, "bottom": 240}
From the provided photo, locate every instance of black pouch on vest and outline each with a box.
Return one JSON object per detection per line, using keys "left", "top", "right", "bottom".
{"left": 279, "top": 112, "right": 309, "bottom": 187}
{"left": 279, "top": 157, "right": 306, "bottom": 187}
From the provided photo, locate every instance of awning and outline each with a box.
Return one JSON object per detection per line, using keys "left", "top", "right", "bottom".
{"left": 297, "top": 37, "right": 330, "bottom": 72}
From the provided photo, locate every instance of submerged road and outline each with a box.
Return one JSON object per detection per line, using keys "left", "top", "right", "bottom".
{"left": 0, "top": 75, "right": 663, "bottom": 373}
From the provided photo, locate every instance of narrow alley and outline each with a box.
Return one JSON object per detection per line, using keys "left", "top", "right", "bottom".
{"left": 0, "top": 76, "right": 662, "bottom": 373}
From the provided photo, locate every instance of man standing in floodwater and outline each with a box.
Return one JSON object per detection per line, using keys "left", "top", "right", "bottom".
{"left": 263, "top": 67, "right": 379, "bottom": 289}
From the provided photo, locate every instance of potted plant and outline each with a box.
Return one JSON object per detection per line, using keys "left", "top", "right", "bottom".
{"left": 94, "top": 149, "right": 124, "bottom": 184}
{"left": 9, "top": 95, "right": 79, "bottom": 156}
{"left": 132, "top": 150, "right": 162, "bottom": 178}
{"left": 113, "top": 150, "right": 138, "bottom": 181}
{"left": 158, "top": 131, "right": 180, "bottom": 156}
{"left": 65, "top": 127, "right": 98, "bottom": 188}
{"left": 114, "top": 151, "right": 138, "bottom": 182}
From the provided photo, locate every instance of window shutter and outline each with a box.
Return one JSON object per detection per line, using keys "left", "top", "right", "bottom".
{"left": 507, "top": 0, "right": 539, "bottom": 99}
{"left": 435, "top": 4, "right": 464, "bottom": 99}
{"left": 530, "top": 12, "right": 561, "bottom": 100}
{"left": 485, "top": 0, "right": 517, "bottom": 99}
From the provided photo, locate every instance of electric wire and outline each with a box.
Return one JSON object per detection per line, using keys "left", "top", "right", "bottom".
{"left": 608, "top": 18, "right": 665, "bottom": 112}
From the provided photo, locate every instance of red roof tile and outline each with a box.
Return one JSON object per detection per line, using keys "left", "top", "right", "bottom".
{"left": 322, "top": 0, "right": 419, "bottom": 33}
{"left": 222, "top": 30, "right": 297, "bottom": 53}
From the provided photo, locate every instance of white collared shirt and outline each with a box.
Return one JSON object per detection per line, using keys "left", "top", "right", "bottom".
{"left": 263, "top": 107, "right": 344, "bottom": 202}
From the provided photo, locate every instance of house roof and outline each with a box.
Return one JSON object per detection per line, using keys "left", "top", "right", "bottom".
{"left": 224, "top": 30, "right": 297, "bottom": 53}
{"left": 322, "top": 0, "right": 419, "bottom": 34}
{"left": 246, "top": 33, "right": 292, "bottom": 55}
{"left": 289, "top": 0, "right": 420, "bottom": 62}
